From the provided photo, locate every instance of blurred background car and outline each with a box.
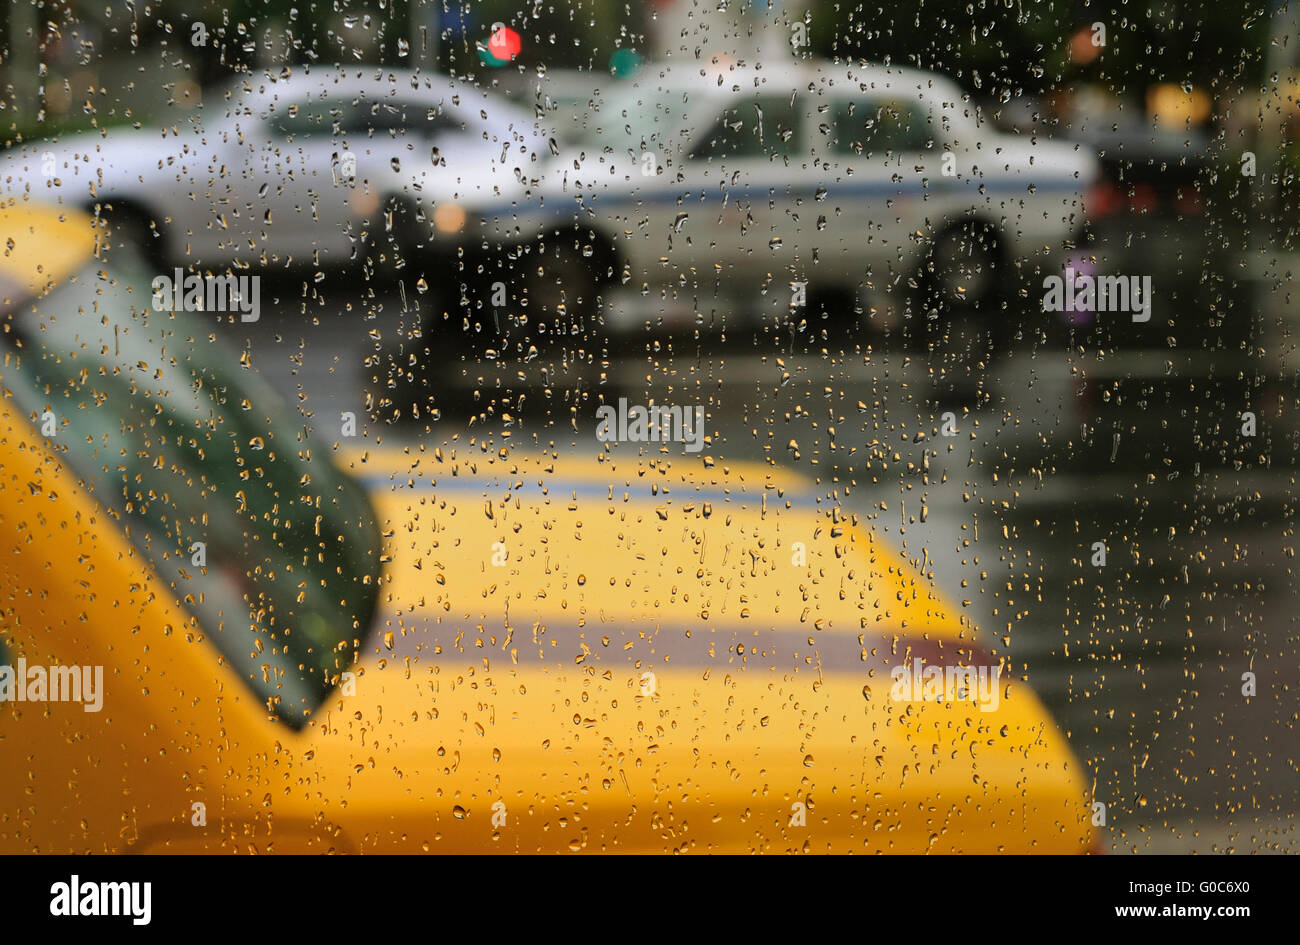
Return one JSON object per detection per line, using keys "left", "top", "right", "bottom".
{"left": 988, "top": 87, "right": 1212, "bottom": 220}
{"left": 388, "top": 59, "right": 1099, "bottom": 414}
{"left": 493, "top": 67, "right": 623, "bottom": 147}
{"left": 0, "top": 68, "right": 547, "bottom": 272}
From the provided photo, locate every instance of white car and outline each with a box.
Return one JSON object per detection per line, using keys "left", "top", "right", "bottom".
{"left": 444, "top": 59, "right": 1100, "bottom": 361}
{"left": 0, "top": 67, "right": 547, "bottom": 270}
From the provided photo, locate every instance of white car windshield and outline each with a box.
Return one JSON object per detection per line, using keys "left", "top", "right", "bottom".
{"left": 578, "top": 84, "right": 695, "bottom": 151}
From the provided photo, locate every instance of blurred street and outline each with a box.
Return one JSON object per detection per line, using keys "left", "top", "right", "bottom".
{"left": 5, "top": 0, "right": 1299, "bottom": 862}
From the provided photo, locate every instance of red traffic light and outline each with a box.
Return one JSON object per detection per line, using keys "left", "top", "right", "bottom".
{"left": 487, "top": 24, "right": 522, "bottom": 62}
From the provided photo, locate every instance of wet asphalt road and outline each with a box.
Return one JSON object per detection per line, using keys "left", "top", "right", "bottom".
{"left": 222, "top": 213, "right": 1298, "bottom": 853}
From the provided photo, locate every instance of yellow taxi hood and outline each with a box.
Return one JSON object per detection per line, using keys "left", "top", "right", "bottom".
{"left": 290, "top": 443, "right": 1094, "bottom": 852}
{"left": 344, "top": 442, "right": 970, "bottom": 644}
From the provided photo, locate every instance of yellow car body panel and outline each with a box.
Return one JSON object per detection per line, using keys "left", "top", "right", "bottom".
{"left": 0, "top": 203, "right": 1094, "bottom": 853}
{"left": 0, "top": 198, "right": 96, "bottom": 296}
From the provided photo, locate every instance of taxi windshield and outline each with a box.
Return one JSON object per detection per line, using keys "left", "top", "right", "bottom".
{"left": 0, "top": 261, "right": 382, "bottom": 728}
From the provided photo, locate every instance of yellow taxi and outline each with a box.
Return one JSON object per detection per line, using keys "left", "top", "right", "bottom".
{"left": 0, "top": 200, "right": 1094, "bottom": 852}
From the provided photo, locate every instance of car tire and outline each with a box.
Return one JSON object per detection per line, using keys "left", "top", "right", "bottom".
{"left": 98, "top": 204, "right": 164, "bottom": 269}
{"left": 358, "top": 199, "right": 461, "bottom": 423}
{"left": 923, "top": 221, "right": 1002, "bottom": 309}
{"left": 507, "top": 237, "right": 605, "bottom": 371}
{"left": 377, "top": 198, "right": 430, "bottom": 272}
{"left": 912, "top": 221, "right": 1003, "bottom": 382}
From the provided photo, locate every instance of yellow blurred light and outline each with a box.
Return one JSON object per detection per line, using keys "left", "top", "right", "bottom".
{"left": 1147, "top": 83, "right": 1211, "bottom": 128}
{"left": 434, "top": 202, "right": 466, "bottom": 234}
{"left": 174, "top": 79, "right": 202, "bottom": 107}
{"left": 1069, "top": 28, "right": 1101, "bottom": 65}
{"left": 46, "top": 80, "right": 71, "bottom": 115}
{"left": 704, "top": 53, "right": 736, "bottom": 78}
{"left": 1276, "top": 70, "right": 1300, "bottom": 113}
{"left": 350, "top": 189, "right": 380, "bottom": 218}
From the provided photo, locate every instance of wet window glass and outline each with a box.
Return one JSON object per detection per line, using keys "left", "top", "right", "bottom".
{"left": 0, "top": 0, "right": 1293, "bottom": 874}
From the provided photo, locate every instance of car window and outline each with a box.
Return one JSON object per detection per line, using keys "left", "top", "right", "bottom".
{"left": 822, "top": 98, "right": 930, "bottom": 155}
{"left": 691, "top": 94, "right": 802, "bottom": 161}
{"left": 269, "top": 99, "right": 352, "bottom": 138}
{"left": 270, "top": 97, "right": 458, "bottom": 140}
